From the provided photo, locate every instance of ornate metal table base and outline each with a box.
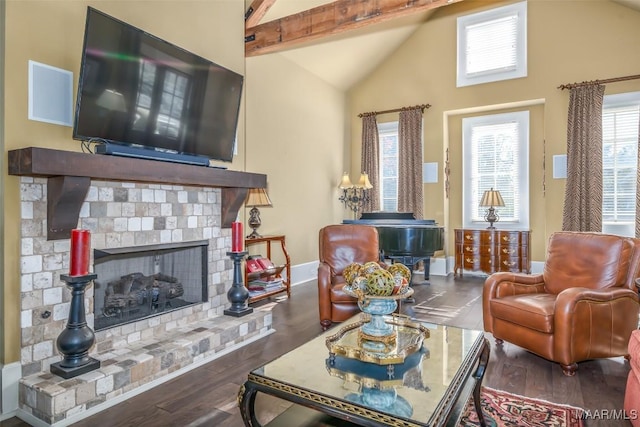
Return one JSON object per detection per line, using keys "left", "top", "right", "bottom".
{"left": 473, "top": 341, "right": 490, "bottom": 427}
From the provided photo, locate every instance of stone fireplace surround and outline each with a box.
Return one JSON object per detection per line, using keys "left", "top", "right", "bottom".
{"left": 13, "top": 170, "right": 273, "bottom": 426}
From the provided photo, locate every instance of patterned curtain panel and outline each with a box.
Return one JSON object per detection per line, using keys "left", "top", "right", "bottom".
{"left": 398, "top": 108, "right": 424, "bottom": 219}
{"left": 361, "top": 114, "right": 380, "bottom": 213}
{"left": 562, "top": 85, "right": 605, "bottom": 232}
{"left": 636, "top": 118, "right": 640, "bottom": 238}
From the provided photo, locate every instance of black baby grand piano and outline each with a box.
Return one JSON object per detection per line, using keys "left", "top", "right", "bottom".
{"left": 343, "top": 212, "right": 445, "bottom": 282}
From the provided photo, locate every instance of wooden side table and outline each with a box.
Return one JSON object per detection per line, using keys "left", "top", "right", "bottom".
{"left": 244, "top": 235, "right": 291, "bottom": 304}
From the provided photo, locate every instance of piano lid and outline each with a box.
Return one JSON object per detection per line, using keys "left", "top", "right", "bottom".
{"left": 359, "top": 212, "right": 415, "bottom": 221}
{"left": 343, "top": 219, "right": 438, "bottom": 226}
{"left": 343, "top": 211, "right": 437, "bottom": 226}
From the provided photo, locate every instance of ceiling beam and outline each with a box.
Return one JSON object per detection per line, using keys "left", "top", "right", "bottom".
{"left": 245, "top": 0, "right": 463, "bottom": 57}
{"left": 245, "top": 0, "right": 277, "bottom": 28}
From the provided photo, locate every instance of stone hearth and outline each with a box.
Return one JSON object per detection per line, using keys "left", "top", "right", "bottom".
{"left": 16, "top": 177, "right": 272, "bottom": 426}
{"left": 19, "top": 309, "right": 271, "bottom": 426}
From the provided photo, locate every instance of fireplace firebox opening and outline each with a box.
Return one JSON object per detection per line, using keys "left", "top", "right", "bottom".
{"left": 93, "top": 240, "right": 208, "bottom": 331}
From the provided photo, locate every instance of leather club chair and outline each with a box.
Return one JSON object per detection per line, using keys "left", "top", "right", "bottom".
{"left": 318, "top": 224, "right": 380, "bottom": 330}
{"left": 483, "top": 231, "right": 640, "bottom": 376}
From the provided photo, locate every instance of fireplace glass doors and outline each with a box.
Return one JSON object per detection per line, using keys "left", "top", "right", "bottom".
{"left": 93, "top": 240, "right": 208, "bottom": 331}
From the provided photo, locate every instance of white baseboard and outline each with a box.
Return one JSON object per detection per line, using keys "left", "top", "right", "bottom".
{"left": 291, "top": 257, "right": 542, "bottom": 283}
{"left": 290, "top": 260, "right": 318, "bottom": 287}
{"left": 530, "top": 260, "right": 544, "bottom": 274}
{"left": 439, "top": 256, "right": 544, "bottom": 277}
{"left": 0, "top": 362, "right": 21, "bottom": 421}
{"left": 293, "top": 258, "right": 449, "bottom": 282}
{"left": 428, "top": 257, "right": 448, "bottom": 276}
{"left": 294, "top": 257, "right": 451, "bottom": 282}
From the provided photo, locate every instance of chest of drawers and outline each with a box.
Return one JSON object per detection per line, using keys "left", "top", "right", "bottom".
{"left": 454, "top": 229, "right": 530, "bottom": 276}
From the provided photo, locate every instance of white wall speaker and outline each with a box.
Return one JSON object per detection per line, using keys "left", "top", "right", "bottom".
{"left": 28, "top": 60, "right": 73, "bottom": 127}
{"left": 553, "top": 154, "right": 567, "bottom": 179}
{"left": 423, "top": 162, "right": 439, "bottom": 183}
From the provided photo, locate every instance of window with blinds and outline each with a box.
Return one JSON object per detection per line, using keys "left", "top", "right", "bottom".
{"left": 457, "top": 1, "right": 527, "bottom": 87}
{"left": 602, "top": 92, "right": 640, "bottom": 237}
{"left": 378, "top": 121, "right": 399, "bottom": 211}
{"left": 462, "top": 111, "right": 529, "bottom": 229}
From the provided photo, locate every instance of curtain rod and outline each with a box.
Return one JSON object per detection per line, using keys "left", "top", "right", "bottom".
{"left": 358, "top": 103, "right": 431, "bottom": 118}
{"left": 558, "top": 73, "right": 640, "bottom": 90}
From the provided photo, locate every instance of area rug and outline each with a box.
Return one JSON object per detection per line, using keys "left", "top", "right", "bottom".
{"left": 459, "top": 386, "right": 585, "bottom": 426}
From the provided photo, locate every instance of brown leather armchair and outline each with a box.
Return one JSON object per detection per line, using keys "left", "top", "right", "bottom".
{"left": 318, "top": 224, "right": 380, "bottom": 330}
{"left": 483, "top": 231, "right": 640, "bottom": 376}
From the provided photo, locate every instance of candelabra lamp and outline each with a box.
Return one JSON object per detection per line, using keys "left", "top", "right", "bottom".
{"left": 245, "top": 188, "right": 273, "bottom": 239}
{"left": 50, "top": 273, "right": 101, "bottom": 379}
{"left": 479, "top": 188, "right": 505, "bottom": 229}
{"left": 224, "top": 251, "right": 253, "bottom": 317}
{"left": 338, "top": 172, "right": 373, "bottom": 219}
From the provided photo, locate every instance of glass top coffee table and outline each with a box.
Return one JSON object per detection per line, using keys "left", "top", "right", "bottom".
{"left": 239, "top": 314, "right": 489, "bottom": 427}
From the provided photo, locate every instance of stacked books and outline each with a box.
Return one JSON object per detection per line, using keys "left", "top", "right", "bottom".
{"left": 246, "top": 255, "right": 285, "bottom": 294}
{"left": 247, "top": 277, "right": 284, "bottom": 293}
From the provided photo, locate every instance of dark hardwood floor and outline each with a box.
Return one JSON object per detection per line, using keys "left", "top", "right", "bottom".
{"left": 2, "top": 274, "right": 632, "bottom": 426}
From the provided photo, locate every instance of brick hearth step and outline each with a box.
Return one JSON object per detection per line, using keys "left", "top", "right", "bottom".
{"left": 18, "top": 309, "right": 272, "bottom": 426}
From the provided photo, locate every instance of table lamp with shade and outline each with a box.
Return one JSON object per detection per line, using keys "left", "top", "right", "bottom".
{"left": 479, "top": 188, "right": 505, "bottom": 229}
{"left": 245, "top": 188, "right": 273, "bottom": 239}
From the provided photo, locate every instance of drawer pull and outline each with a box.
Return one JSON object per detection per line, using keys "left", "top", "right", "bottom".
{"left": 465, "top": 258, "right": 478, "bottom": 263}
{"left": 502, "top": 236, "right": 516, "bottom": 242}
{"left": 503, "top": 260, "right": 517, "bottom": 267}
{"left": 502, "top": 248, "right": 516, "bottom": 254}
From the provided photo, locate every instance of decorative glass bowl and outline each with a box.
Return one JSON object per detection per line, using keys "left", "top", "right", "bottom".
{"left": 343, "top": 285, "right": 414, "bottom": 351}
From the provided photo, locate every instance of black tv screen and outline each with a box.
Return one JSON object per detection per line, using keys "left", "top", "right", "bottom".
{"left": 73, "top": 7, "right": 243, "bottom": 163}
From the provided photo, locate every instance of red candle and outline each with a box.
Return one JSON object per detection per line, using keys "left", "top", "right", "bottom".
{"left": 232, "top": 222, "right": 243, "bottom": 252}
{"left": 70, "top": 229, "right": 91, "bottom": 276}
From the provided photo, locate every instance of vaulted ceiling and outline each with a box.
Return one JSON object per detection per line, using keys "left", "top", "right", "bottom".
{"left": 244, "top": 0, "right": 640, "bottom": 91}
{"left": 244, "top": 0, "right": 464, "bottom": 90}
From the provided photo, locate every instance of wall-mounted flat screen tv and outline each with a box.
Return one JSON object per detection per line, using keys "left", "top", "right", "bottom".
{"left": 73, "top": 7, "right": 243, "bottom": 165}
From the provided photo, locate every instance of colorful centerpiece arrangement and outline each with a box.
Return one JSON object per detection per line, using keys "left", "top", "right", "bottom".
{"left": 342, "top": 261, "right": 413, "bottom": 350}
{"left": 343, "top": 261, "right": 411, "bottom": 298}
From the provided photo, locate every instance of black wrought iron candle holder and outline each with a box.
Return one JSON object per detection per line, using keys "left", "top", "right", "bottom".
{"left": 224, "top": 251, "right": 253, "bottom": 317}
{"left": 50, "top": 273, "right": 101, "bottom": 379}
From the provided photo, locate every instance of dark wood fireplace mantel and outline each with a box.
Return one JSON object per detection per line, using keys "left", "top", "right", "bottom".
{"left": 8, "top": 147, "right": 267, "bottom": 240}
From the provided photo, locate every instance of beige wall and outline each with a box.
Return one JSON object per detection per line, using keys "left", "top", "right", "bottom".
{"left": 244, "top": 54, "right": 347, "bottom": 267}
{"left": 348, "top": 0, "right": 640, "bottom": 262}
{"left": 2, "top": 1, "right": 245, "bottom": 363}
{"left": 2, "top": 0, "right": 347, "bottom": 366}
